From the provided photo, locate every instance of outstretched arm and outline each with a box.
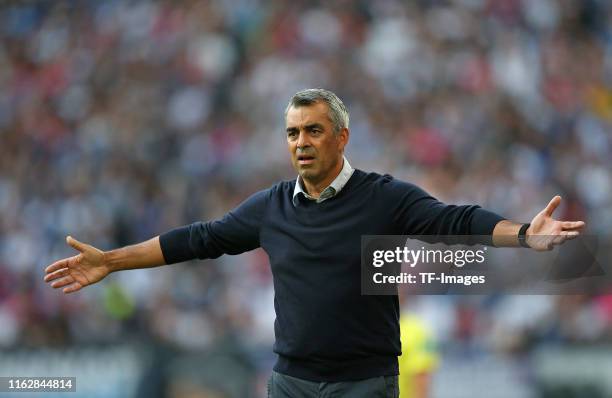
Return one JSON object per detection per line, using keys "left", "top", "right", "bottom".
{"left": 44, "top": 235, "right": 166, "bottom": 294}
{"left": 492, "top": 195, "right": 585, "bottom": 251}
{"left": 44, "top": 188, "right": 268, "bottom": 294}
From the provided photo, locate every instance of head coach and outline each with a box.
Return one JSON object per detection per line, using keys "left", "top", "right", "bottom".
{"left": 45, "top": 88, "right": 585, "bottom": 397}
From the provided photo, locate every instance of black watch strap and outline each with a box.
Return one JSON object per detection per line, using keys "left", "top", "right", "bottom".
{"left": 518, "top": 223, "right": 531, "bottom": 248}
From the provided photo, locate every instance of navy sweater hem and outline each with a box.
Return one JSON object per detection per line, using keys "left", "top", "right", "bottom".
{"left": 274, "top": 354, "right": 399, "bottom": 382}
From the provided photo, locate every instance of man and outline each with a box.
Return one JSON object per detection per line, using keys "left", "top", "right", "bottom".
{"left": 45, "top": 89, "right": 585, "bottom": 397}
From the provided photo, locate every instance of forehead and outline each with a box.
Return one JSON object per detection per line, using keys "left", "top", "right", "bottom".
{"left": 285, "top": 102, "right": 332, "bottom": 128}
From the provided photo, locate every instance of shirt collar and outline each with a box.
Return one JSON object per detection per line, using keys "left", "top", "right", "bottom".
{"left": 292, "top": 156, "right": 354, "bottom": 206}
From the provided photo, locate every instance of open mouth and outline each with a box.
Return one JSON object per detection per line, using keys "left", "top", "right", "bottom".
{"left": 297, "top": 155, "right": 315, "bottom": 165}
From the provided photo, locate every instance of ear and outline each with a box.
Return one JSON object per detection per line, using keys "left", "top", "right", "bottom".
{"left": 337, "top": 127, "right": 349, "bottom": 151}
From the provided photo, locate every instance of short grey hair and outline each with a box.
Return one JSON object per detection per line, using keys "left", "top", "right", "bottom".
{"left": 285, "top": 88, "right": 349, "bottom": 134}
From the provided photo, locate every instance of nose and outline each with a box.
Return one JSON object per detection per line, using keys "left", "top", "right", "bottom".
{"left": 296, "top": 130, "right": 311, "bottom": 150}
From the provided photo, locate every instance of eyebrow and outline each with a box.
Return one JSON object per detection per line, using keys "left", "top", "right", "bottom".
{"left": 286, "top": 123, "right": 325, "bottom": 133}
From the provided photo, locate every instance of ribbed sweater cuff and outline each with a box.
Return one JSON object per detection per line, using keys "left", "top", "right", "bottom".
{"left": 159, "top": 226, "right": 194, "bottom": 264}
{"left": 471, "top": 208, "right": 506, "bottom": 236}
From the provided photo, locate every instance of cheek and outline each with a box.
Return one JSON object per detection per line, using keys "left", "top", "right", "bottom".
{"left": 321, "top": 142, "right": 337, "bottom": 157}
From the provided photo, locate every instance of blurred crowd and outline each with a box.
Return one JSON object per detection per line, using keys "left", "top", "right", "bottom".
{"left": 1, "top": 0, "right": 612, "bottom": 396}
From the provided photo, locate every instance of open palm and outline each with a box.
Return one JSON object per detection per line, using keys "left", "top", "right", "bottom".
{"left": 527, "top": 196, "right": 585, "bottom": 251}
{"left": 44, "top": 236, "right": 110, "bottom": 293}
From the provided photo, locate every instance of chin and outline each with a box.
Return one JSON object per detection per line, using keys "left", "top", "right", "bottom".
{"left": 298, "top": 168, "right": 318, "bottom": 180}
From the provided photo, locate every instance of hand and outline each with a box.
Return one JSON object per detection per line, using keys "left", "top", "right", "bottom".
{"left": 44, "top": 236, "right": 110, "bottom": 293}
{"left": 526, "top": 196, "right": 586, "bottom": 251}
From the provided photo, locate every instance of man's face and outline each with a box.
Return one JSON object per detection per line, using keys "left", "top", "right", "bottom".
{"left": 286, "top": 102, "right": 348, "bottom": 185}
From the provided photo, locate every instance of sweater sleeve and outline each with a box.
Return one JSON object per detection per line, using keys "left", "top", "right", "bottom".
{"left": 384, "top": 175, "right": 505, "bottom": 236}
{"left": 159, "top": 189, "right": 269, "bottom": 264}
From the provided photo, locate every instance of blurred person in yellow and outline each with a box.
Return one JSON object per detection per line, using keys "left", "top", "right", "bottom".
{"left": 398, "top": 314, "right": 439, "bottom": 398}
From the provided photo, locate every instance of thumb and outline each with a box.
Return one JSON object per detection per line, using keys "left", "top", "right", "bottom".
{"left": 543, "top": 195, "right": 562, "bottom": 217}
{"left": 66, "top": 236, "right": 87, "bottom": 253}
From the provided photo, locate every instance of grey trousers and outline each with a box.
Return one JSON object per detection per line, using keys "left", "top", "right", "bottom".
{"left": 267, "top": 371, "right": 399, "bottom": 398}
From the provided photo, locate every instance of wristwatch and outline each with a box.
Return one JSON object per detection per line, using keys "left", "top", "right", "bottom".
{"left": 518, "top": 223, "right": 531, "bottom": 248}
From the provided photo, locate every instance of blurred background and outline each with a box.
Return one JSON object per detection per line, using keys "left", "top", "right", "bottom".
{"left": 1, "top": 0, "right": 612, "bottom": 397}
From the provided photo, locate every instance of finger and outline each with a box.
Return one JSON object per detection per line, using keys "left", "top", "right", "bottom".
{"left": 561, "top": 221, "right": 585, "bottom": 231}
{"left": 551, "top": 231, "right": 580, "bottom": 246}
{"left": 45, "top": 258, "right": 71, "bottom": 274}
{"left": 44, "top": 268, "right": 70, "bottom": 282}
{"left": 66, "top": 236, "right": 87, "bottom": 253}
{"left": 543, "top": 196, "right": 562, "bottom": 217}
{"left": 563, "top": 230, "right": 580, "bottom": 240}
{"left": 51, "top": 275, "right": 75, "bottom": 289}
{"left": 63, "top": 283, "right": 83, "bottom": 294}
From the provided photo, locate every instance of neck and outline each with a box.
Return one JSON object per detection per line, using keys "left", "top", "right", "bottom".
{"left": 302, "top": 158, "right": 344, "bottom": 198}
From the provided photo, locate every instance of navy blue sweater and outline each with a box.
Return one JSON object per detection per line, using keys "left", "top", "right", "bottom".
{"left": 159, "top": 170, "right": 505, "bottom": 381}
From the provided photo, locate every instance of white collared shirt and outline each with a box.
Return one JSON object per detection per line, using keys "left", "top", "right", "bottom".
{"left": 292, "top": 156, "right": 354, "bottom": 206}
